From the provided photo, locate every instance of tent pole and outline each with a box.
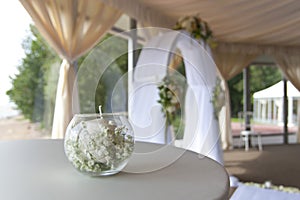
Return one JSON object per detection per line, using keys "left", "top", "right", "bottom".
{"left": 128, "top": 18, "right": 137, "bottom": 113}
{"left": 243, "top": 66, "right": 252, "bottom": 147}
{"left": 130, "top": 18, "right": 138, "bottom": 66}
{"left": 283, "top": 78, "right": 288, "bottom": 144}
{"left": 243, "top": 66, "right": 251, "bottom": 130}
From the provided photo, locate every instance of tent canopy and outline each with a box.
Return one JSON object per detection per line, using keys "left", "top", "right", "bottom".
{"left": 106, "top": 0, "right": 300, "bottom": 47}
{"left": 20, "top": 0, "right": 300, "bottom": 144}
{"left": 253, "top": 81, "right": 300, "bottom": 99}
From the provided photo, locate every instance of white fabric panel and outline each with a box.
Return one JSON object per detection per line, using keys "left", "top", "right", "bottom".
{"left": 177, "top": 35, "right": 223, "bottom": 165}
{"left": 129, "top": 31, "right": 180, "bottom": 144}
{"left": 130, "top": 31, "right": 223, "bottom": 164}
{"left": 133, "top": 31, "right": 180, "bottom": 82}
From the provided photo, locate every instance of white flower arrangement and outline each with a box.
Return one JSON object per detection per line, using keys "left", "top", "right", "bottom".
{"left": 173, "top": 15, "right": 216, "bottom": 46}
{"left": 244, "top": 182, "right": 300, "bottom": 194}
{"left": 157, "top": 76, "right": 180, "bottom": 124}
{"left": 65, "top": 119, "right": 134, "bottom": 174}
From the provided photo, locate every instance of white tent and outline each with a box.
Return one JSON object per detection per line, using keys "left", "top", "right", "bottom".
{"left": 253, "top": 81, "right": 300, "bottom": 126}
{"left": 254, "top": 81, "right": 300, "bottom": 99}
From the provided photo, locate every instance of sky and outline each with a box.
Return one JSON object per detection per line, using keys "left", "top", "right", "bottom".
{"left": 0, "top": 0, "right": 32, "bottom": 106}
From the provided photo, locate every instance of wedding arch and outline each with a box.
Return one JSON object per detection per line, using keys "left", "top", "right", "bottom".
{"left": 129, "top": 30, "right": 224, "bottom": 164}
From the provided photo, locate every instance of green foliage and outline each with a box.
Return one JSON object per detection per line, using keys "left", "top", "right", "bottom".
{"left": 228, "top": 65, "right": 282, "bottom": 117}
{"left": 77, "top": 34, "right": 129, "bottom": 113}
{"left": 157, "top": 77, "right": 179, "bottom": 123}
{"left": 156, "top": 56, "right": 186, "bottom": 140}
{"left": 250, "top": 65, "right": 282, "bottom": 92}
{"left": 228, "top": 73, "right": 243, "bottom": 117}
{"left": 7, "top": 27, "right": 130, "bottom": 130}
{"left": 7, "top": 25, "right": 59, "bottom": 123}
{"left": 42, "top": 60, "right": 60, "bottom": 129}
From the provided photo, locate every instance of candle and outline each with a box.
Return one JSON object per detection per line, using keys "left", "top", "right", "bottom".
{"left": 64, "top": 112, "right": 134, "bottom": 176}
{"left": 98, "top": 105, "right": 110, "bottom": 126}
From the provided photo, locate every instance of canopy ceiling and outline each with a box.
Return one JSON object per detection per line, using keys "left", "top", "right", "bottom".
{"left": 104, "top": 0, "right": 300, "bottom": 47}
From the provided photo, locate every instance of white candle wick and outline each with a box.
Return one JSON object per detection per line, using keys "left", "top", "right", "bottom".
{"left": 99, "top": 105, "right": 103, "bottom": 118}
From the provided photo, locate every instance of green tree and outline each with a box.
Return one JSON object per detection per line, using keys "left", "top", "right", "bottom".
{"left": 7, "top": 25, "right": 59, "bottom": 123}
{"left": 250, "top": 65, "right": 282, "bottom": 93}
{"left": 228, "top": 65, "right": 282, "bottom": 117}
{"left": 228, "top": 72, "right": 243, "bottom": 117}
{"left": 8, "top": 26, "right": 130, "bottom": 128}
{"left": 77, "top": 34, "right": 129, "bottom": 113}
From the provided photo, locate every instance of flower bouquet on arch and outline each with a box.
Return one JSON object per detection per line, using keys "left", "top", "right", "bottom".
{"left": 157, "top": 50, "right": 187, "bottom": 143}
{"left": 173, "top": 14, "right": 216, "bottom": 47}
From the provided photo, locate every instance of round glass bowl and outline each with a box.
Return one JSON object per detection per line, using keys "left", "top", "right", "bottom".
{"left": 64, "top": 113, "right": 134, "bottom": 176}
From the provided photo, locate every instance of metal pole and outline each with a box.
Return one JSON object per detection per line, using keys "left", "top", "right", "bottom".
{"left": 283, "top": 78, "right": 288, "bottom": 144}
{"left": 129, "top": 18, "right": 138, "bottom": 66}
{"left": 243, "top": 66, "right": 252, "bottom": 148}
{"left": 128, "top": 18, "right": 137, "bottom": 114}
{"left": 243, "top": 67, "right": 251, "bottom": 130}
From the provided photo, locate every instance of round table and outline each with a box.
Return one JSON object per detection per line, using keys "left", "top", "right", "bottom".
{"left": 0, "top": 139, "right": 229, "bottom": 200}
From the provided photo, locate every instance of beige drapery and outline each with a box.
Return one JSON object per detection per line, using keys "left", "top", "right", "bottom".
{"left": 212, "top": 43, "right": 259, "bottom": 149}
{"left": 274, "top": 50, "right": 300, "bottom": 142}
{"left": 102, "top": 0, "right": 300, "bottom": 46}
{"left": 20, "top": 0, "right": 122, "bottom": 138}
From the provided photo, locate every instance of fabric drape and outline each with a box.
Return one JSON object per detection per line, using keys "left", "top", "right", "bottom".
{"left": 178, "top": 37, "right": 223, "bottom": 164}
{"left": 20, "top": 0, "right": 122, "bottom": 138}
{"left": 274, "top": 52, "right": 300, "bottom": 142}
{"left": 101, "top": 0, "right": 300, "bottom": 46}
{"left": 130, "top": 30, "right": 223, "bottom": 164}
{"left": 51, "top": 60, "right": 78, "bottom": 139}
{"left": 130, "top": 31, "right": 179, "bottom": 144}
{"left": 212, "top": 44, "right": 259, "bottom": 149}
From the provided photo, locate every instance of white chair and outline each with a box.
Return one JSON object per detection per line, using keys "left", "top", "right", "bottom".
{"left": 238, "top": 111, "right": 263, "bottom": 151}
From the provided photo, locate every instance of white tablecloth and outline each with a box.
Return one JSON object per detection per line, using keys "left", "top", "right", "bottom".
{"left": 0, "top": 139, "right": 229, "bottom": 200}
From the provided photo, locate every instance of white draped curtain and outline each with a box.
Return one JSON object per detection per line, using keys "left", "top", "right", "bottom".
{"left": 131, "top": 31, "right": 224, "bottom": 164}
{"left": 20, "top": 0, "right": 122, "bottom": 138}
{"left": 274, "top": 51, "right": 300, "bottom": 142}
{"left": 212, "top": 43, "right": 259, "bottom": 149}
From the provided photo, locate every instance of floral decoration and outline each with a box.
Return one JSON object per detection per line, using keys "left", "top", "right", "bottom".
{"left": 157, "top": 15, "right": 217, "bottom": 131}
{"left": 157, "top": 76, "right": 180, "bottom": 125}
{"left": 244, "top": 182, "right": 300, "bottom": 194}
{"left": 173, "top": 15, "right": 216, "bottom": 46}
{"left": 65, "top": 120, "right": 134, "bottom": 173}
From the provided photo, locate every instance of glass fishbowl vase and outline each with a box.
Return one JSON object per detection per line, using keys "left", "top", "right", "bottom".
{"left": 64, "top": 113, "right": 134, "bottom": 176}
